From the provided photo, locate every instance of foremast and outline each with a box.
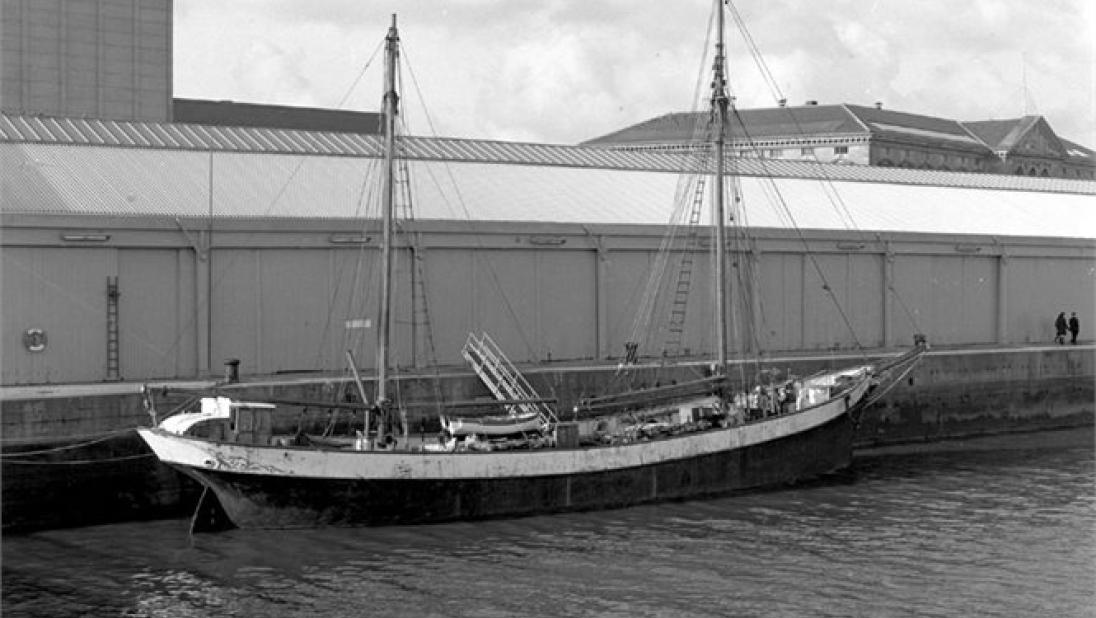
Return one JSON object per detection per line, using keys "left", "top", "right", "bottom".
{"left": 711, "top": 1, "right": 729, "bottom": 375}
{"left": 376, "top": 14, "right": 399, "bottom": 408}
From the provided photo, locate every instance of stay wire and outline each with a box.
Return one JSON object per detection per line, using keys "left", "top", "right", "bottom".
{"left": 726, "top": 0, "right": 924, "bottom": 341}
{"left": 400, "top": 44, "right": 555, "bottom": 402}
{"left": 731, "top": 108, "right": 868, "bottom": 360}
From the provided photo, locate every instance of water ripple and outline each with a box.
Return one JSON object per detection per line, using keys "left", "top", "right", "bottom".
{"left": 3, "top": 430, "right": 1094, "bottom": 618}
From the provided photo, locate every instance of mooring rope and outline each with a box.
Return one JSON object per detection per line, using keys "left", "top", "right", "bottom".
{"left": 0, "top": 428, "right": 136, "bottom": 456}
{"left": 1, "top": 453, "right": 156, "bottom": 466}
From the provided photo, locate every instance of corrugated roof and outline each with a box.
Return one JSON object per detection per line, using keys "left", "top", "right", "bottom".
{"left": 4, "top": 142, "right": 1095, "bottom": 241}
{"left": 3, "top": 113, "right": 1093, "bottom": 196}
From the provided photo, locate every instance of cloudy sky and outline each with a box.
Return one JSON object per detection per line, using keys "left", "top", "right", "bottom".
{"left": 175, "top": 0, "right": 1095, "bottom": 148}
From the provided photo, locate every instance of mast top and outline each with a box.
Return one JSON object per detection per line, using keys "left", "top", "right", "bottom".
{"left": 387, "top": 14, "right": 399, "bottom": 42}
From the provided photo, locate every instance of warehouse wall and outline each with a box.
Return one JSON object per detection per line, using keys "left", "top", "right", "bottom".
{"left": 3, "top": 215, "right": 1093, "bottom": 385}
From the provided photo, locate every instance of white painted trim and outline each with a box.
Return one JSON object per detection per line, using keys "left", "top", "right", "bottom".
{"left": 137, "top": 378, "right": 866, "bottom": 481}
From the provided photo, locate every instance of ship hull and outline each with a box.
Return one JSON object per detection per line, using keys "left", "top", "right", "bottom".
{"left": 141, "top": 390, "right": 859, "bottom": 529}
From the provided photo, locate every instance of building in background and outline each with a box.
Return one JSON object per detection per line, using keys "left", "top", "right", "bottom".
{"left": 583, "top": 103, "right": 1096, "bottom": 180}
{"left": 1, "top": 0, "right": 172, "bottom": 123}
{"left": 2, "top": 1, "right": 1094, "bottom": 385}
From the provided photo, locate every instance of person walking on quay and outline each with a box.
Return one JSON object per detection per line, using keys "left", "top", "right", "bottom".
{"left": 1054, "top": 312, "right": 1068, "bottom": 344}
{"left": 1069, "top": 312, "right": 1080, "bottom": 345}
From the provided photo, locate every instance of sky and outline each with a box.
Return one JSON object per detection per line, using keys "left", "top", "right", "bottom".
{"left": 174, "top": 0, "right": 1096, "bottom": 149}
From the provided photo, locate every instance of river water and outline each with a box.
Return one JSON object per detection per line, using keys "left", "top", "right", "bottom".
{"left": 3, "top": 428, "right": 1093, "bottom": 618}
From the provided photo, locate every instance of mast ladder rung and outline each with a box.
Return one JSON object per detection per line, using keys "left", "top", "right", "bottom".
{"left": 662, "top": 175, "right": 708, "bottom": 356}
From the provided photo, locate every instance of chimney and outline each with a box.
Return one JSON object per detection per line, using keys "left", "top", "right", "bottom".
{"left": 874, "top": 101, "right": 883, "bottom": 109}
{"left": 805, "top": 100, "right": 818, "bottom": 106}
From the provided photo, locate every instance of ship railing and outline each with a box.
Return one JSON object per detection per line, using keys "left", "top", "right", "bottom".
{"left": 461, "top": 332, "right": 558, "bottom": 428}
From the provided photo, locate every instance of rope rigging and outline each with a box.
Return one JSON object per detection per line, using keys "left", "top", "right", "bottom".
{"left": 722, "top": 0, "right": 925, "bottom": 344}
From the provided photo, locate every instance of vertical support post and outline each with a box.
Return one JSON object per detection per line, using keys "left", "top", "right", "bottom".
{"left": 749, "top": 246, "right": 763, "bottom": 354}
{"left": 410, "top": 244, "right": 418, "bottom": 369}
{"left": 195, "top": 230, "right": 211, "bottom": 376}
{"left": 882, "top": 243, "right": 895, "bottom": 348}
{"left": 206, "top": 149, "right": 214, "bottom": 375}
{"left": 997, "top": 252, "right": 1009, "bottom": 344}
{"left": 595, "top": 240, "right": 609, "bottom": 359}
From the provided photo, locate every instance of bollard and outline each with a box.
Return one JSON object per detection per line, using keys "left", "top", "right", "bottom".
{"left": 224, "top": 358, "right": 240, "bottom": 383}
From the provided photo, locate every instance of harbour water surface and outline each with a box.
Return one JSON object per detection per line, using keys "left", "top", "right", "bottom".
{"left": 3, "top": 428, "right": 1093, "bottom": 617}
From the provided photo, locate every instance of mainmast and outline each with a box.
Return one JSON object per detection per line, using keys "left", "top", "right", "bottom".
{"left": 376, "top": 14, "right": 399, "bottom": 405}
{"left": 711, "top": 0, "right": 729, "bottom": 374}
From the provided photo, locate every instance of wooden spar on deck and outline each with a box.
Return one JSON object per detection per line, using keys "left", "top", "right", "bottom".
{"left": 345, "top": 349, "right": 371, "bottom": 446}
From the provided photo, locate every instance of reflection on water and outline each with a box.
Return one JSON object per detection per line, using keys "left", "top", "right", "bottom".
{"left": 4, "top": 429, "right": 1094, "bottom": 618}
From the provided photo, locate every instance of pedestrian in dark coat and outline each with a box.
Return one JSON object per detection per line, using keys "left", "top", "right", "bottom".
{"left": 1054, "top": 312, "right": 1068, "bottom": 344}
{"left": 1069, "top": 312, "right": 1080, "bottom": 344}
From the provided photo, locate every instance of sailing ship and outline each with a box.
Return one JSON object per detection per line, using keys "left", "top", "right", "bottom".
{"left": 137, "top": 8, "right": 927, "bottom": 531}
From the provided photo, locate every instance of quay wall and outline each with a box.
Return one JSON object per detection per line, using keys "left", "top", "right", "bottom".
{"left": 2, "top": 345, "right": 1092, "bottom": 532}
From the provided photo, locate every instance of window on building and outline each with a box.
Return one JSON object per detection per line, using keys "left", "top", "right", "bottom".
{"left": 834, "top": 146, "right": 848, "bottom": 154}
{"left": 800, "top": 147, "right": 813, "bottom": 156}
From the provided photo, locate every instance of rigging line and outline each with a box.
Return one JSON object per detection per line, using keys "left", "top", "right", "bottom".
{"left": 629, "top": 13, "right": 717, "bottom": 363}
{"left": 0, "top": 428, "right": 135, "bottom": 455}
{"left": 312, "top": 157, "right": 383, "bottom": 372}
{"left": 725, "top": 1, "right": 781, "bottom": 101}
{"left": 2, "top": 453, "right": 156, "bottom": 466}
{"left": 633, "top": 150, "right": 713, "bottom": 363}
{"left": 725, "top": 0, "right": 873, "bottom": 245}
{"left": 393, "top": 112, "right": 446, "bottom": 393}
{"left": 730, "top": 111, "right": 869, "bottom": 360}
{"left": 325, "top": 159, "right": 385, "bottom": 402}
{"left": 890, "top": 280, "right": 923, "bottom": 333}
{"left": 400, "top": 45, "right": 547, "bottom": 376}
{"left": 146, "top": 38, "right": 390, "bottom": 371}
{"left": 638, "top": 5, "right": 726, "bottom": 376}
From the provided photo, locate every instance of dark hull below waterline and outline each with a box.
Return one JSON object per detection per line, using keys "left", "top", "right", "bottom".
{"left": 179, "top": 412, "right": 855, "bottom": 529}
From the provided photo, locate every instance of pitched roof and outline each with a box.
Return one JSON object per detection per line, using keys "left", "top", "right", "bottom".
{"left": 962, "top": 116, "right": 1093, "bottom": 165}
{"left": 585, "top": 103, "right": 989, "bottom": 153}
{"left": 582, "top": 105, "right": 866, "bottom": 147}
{"left": 1061, "top": 138, "right": 1095, "bottom": 162}
{"left": 962, "top": 118, "right": 1026, "bottom": 151}
{"left": 843, "top": 104, "right": 987, "bottom": 151}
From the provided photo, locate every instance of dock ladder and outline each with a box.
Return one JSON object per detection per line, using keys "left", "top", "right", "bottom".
{"left": 106, "top": 276, "right": 121, "bottom": 381}
{"left": 461, "top": 332, "right": 557, "bottom": 428}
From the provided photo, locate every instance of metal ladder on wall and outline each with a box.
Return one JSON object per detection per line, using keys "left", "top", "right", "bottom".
{"left": 106, "top": 276, "right": 121, "bottom": 381}
{"left": 462, "top": 332, "right": 557, "bottom": 426}
{"left": 663, "top": 176, "right": 707, "bottom": 357}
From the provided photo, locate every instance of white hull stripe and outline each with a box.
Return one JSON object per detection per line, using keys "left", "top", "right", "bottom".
{"left": 137, "top": 380, "right": 866, "bottom": 481}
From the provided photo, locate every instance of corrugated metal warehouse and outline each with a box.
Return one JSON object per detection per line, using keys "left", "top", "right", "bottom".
{"left": 2, "top": 114, "right": 1095, "bottom": 385}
